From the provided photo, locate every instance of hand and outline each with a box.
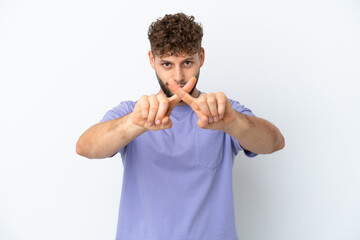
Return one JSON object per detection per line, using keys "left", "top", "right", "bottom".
{"left": 131, "top": 77, "right": 197, "bottom": 130}
{"left": 168, "top": 79, "right": 236, "bottom": 130}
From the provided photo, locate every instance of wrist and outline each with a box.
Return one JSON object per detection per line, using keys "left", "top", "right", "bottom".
{"left": 222, "top": 111, "right": 248, "bottom": 136}
{"left": 125, "top": 112, "right": 148, "bottom": 134}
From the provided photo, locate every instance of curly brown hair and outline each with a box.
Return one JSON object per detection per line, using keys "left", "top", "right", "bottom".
{"left": 148, "top": 13, "right": 203, "bottom": 57}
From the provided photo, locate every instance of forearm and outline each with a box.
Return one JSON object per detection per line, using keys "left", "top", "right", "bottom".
{"left": 76, "top": 113, "right": 147, "bottom": 159}
{"left": 223, "top": 111, "right": 285, "bottom": 154}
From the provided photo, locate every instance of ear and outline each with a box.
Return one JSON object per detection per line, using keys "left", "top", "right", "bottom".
{"left": 199, "top": 48, "right": 205, "bottom": 67}
{"left": 148, "top": 50, "right": 155, "bottom": 70}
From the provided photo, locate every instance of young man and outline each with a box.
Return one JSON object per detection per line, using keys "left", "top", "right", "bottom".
{"left": 76, "top": 13, "right": 284, "bottom": 240}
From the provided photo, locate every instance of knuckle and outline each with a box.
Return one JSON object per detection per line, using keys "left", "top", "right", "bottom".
{"left": 149, "top": 95, "right": 157, "bottom": 101}
{"left": 157, "top": 93, "right": 165, "bottom": 99}
{"left": 141, "top": 105, "right": 149, "bottom": 112}
{"left": 160, "top": 100, "right": 168, "bottom": 106}
{"left": 150, "top": 106, "right": 158, "bottom": 112}
{"left": 207, "top": 98, "right": 216, "bottom": 105}
{"left": 139, "top": 95, "right": 148, "bottom": 102}
{"left": 218, "top": 100, "right": 226, "bottom": 106}
{"left": 199, "top": 95, "right": 206, "bottom": 103}
{"left": 199, "top": 98, "right": 206, "bottom": 105}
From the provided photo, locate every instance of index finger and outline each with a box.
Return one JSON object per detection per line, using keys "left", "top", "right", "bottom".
{"left": 166, "top": 77, "right": 197, "bottom": 115}
{"left": 168, "top": 79, "right": 197, "bottom": 108}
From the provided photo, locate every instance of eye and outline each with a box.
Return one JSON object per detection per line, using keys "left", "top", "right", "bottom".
{"left": 162, "top": 62, "right": 171, "bottom": 68}
{"left": 184, "top": 61, "right": 193, "bottom": 66}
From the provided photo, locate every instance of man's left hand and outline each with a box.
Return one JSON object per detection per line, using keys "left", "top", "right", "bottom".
{"left": 168, "top": 79, "right": 236, "bottom": 130}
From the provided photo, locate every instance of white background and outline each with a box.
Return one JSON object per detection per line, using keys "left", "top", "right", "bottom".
{"left": 0, "top": 0, "right": 359, "bottom": 239}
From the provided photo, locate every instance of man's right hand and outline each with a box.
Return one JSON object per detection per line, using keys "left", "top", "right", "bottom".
{"left": 130, "top": 77, "right": 197, "bottom": 131}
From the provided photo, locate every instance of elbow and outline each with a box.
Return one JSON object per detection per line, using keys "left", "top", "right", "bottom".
{"left": 272, "top": 133, "right": 285, "bottom": 153}
{"left": 76, "top": 139, "right": 86, "bottom": 157}
{"left": 262, "top": 128, "right": 285, "bottom": 154}
{"left": 278, "top": 135, "right": 285, "bottom": 150}
{"left": 76, "top": 141, "right": 84, "bottom": 157}
{"left": 76, "top": 138, "right": 95, "bottom": 159}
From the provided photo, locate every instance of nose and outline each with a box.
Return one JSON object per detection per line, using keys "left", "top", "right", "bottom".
{"left": 173, "top": 66, "right": 184, "bottom": 84}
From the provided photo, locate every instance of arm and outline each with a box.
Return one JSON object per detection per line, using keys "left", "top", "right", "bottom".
{"left": 223, "top": 111, "right": 285, "bottom": 154}
{"left": 168, "top": 79, "right": 285, "bottom": 155}
{"left": 76, "top": 95, "right": 174, "bottom": 159}
{"left": 76, "top": 113, "right": 147, "bottom": 159}
{"left": 76, "top": 77, "right": 198, "bottom": 159}
{"left": 76, "top": 94, "right": 175, "bottom": 159}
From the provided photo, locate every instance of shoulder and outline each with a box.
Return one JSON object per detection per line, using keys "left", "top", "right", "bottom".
{"left": 113, "top": 100, "right": 136, "bottom": 111}
{"left": 100, "top": 100, "right": 136, "bottom": 123}
{"left": 228, "top": 98, "right": 256, "bottom": 117}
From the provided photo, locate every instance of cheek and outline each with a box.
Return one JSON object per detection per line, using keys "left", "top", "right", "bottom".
{"left": 186, "top": 67, "right": 200, "bottom": 78}
{"left": 156, "top": 68, "right": 168, "bottom": 77}
{"left": 155, "top": 69, "right": 166, "bottom": 79}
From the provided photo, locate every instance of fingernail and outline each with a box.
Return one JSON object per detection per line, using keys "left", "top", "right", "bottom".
{"left": 148, "top": 122, "right": 153, "bottom": 127}
{"left": 219, "top": 114, "right": 224, "bottom": 120}
{"left": 209, "top": 117, "right": 213, "bottom": 123}
{"left": 156, "top": 120, "right": 161, "bottom": 125}
{"left": 201, "top": 117, "right": 207, "bottom": 123}
{"left": 144, "top": 118, "right": 147, "bottom": 122}
{"left": 214, "top": 116, "right": 219, "bottom": 122}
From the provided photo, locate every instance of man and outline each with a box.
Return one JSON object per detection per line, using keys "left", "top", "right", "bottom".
{"left": 76, "top": 13, "right": 284, "bottom": 240}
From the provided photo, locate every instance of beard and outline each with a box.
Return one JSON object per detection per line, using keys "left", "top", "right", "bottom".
{"left": 156, "top": 71, "right": 200, "bottom": 98}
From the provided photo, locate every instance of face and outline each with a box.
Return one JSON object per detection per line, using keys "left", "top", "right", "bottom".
{"left": 149, "top": 48, "right": 205, "bottom": 98}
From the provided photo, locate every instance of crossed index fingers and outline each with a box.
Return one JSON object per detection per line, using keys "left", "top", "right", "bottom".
{"left": 165, "top": 77, "right": 197, "bottom": 116}
{"left": 168, "top": 78, "right": 232, "bottom": 129}
{"left": 168, "top": 79, "right": 197, "bottom": 109}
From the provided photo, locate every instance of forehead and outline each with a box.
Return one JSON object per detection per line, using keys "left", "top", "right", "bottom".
{"left": 156, "top": 52, "right": 199, "bottom": 62}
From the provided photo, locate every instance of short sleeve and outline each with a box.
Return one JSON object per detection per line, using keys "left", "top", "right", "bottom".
{"left": 229, "top": 99, "right": 258, "bottom": 158}
{"left": 100, "top": 101, "right": 136, "bottom": 123}
{"left": 99, "top": 101, "right": 136, "bottom": 156}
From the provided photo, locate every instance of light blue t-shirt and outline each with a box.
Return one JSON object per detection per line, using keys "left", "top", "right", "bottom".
{"left": 101, "top": 99, "right": 257, "bottom": 240}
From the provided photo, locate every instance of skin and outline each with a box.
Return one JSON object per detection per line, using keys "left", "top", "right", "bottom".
{"left": 76, "top": 48, "right": 285, "bottom": 159}
{"left": 134, "top": 49, "right": 204, "bottom": 129}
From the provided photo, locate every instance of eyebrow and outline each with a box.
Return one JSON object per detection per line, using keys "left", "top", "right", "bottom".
{"left": 183, "top": 57, "right": 195, "bottom": 61}
{"left": 158, "top": 59, "right": 170, "bottom": 63}
{"left": 158, "top": 57, "right": 195, "bottom": 63}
